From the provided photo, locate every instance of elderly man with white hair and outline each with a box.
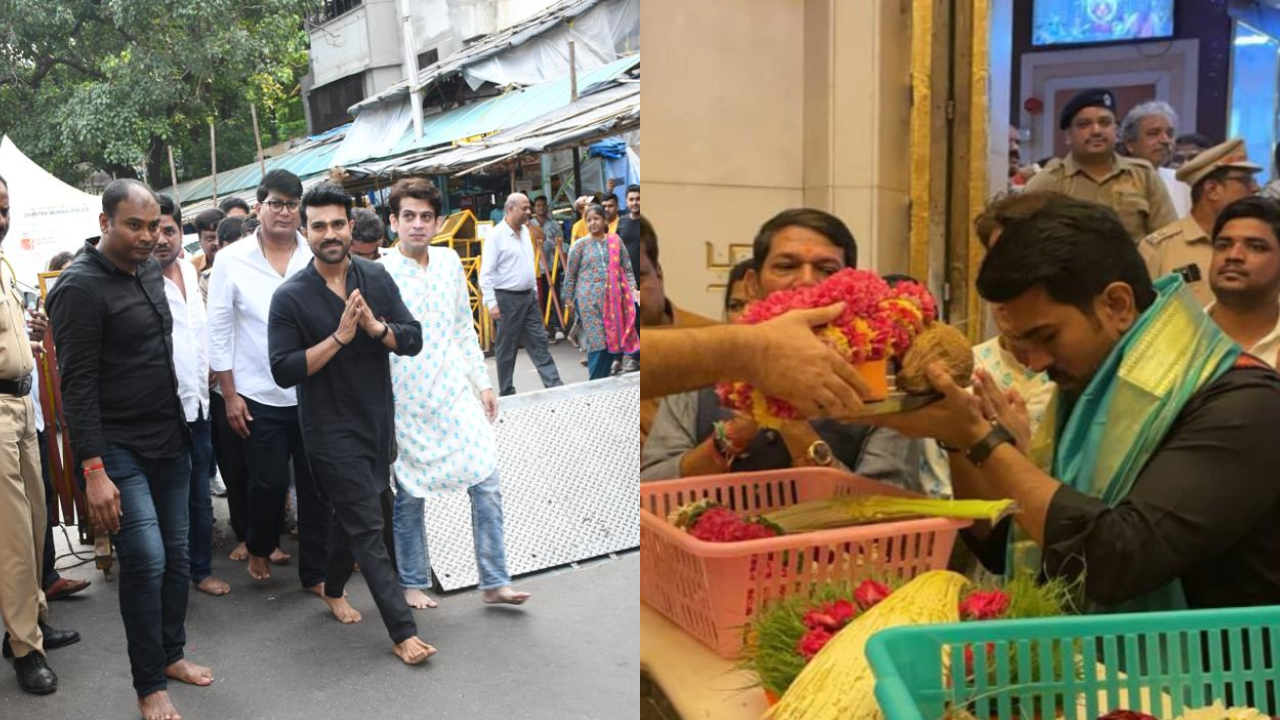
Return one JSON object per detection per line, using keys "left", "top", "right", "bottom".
{"left": 479, "top": 192, "right": 565, "bottom": 396}
{"left": 1121, "top": 100, "right": 1192, "bottom": 217}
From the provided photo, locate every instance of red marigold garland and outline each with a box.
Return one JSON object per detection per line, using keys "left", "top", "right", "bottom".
{"left": 716, "top": 269, "right": 937, "bottom": 426}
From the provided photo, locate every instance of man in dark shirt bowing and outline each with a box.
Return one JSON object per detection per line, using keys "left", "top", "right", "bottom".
{"left": 876, "top": 196, "right": 1280, "bottom": 612}
{"left": 47, "top": 179, "right": 212, "bottom": 720}
{"left": 267, "top": 182, "right": 434, "bottom": 665}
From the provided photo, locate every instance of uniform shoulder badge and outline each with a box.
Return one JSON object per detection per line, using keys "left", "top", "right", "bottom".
{"left": 1143, "top": 224, "right": 1181, "bottom": 246}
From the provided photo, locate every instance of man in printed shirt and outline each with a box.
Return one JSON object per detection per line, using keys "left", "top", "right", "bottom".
{"left": 382, "top": 178, "right": 530, "bottom": 610}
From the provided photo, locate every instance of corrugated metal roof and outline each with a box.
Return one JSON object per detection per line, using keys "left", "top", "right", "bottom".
{"left": 392, "top": 83, "right": 639, "bottom": 175}
{"left": 160, "top": 135, "right": 345, "bottom": 207}
{"left": 361, "top": 54, "right": 638, "bottom": 163}
{"left": 161, "top": 55, "right": 637, "bottom": 207}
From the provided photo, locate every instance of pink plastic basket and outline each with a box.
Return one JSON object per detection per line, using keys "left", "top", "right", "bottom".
{"left": 640, "top": 468, "right": 970, "bottom": 658}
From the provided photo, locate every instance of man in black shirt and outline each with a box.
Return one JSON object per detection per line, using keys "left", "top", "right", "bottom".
{"left": 267, "top": 183, "right": 434, "bottom": 665}
{"left": 877, "top": 196, "right": 1280, "bottom": 611}
{"left": 47, "top": 179, "right": 212, "bottom": 720}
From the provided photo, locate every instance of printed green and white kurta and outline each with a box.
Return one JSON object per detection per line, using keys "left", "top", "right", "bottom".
{"left": 385, "top": 247, "right": 496, "bottom": 496}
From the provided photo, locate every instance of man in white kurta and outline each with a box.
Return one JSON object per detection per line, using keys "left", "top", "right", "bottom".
{"left": 383, "top": 179, "right": 530, "bottom": 608}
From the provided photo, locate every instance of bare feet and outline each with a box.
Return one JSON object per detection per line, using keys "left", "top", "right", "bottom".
{"left": 164, "top": 659, "right": 214, "bottom": 687}
{"left": 483, "top": 587, "right": 531, "bottom": 605}
{"left": 194, "top": 577, "right": 230, "bottom": 596}
{"left": 323, "top": 595, "right": 362, "bottom": 623}
{"left": 138, "top": 690, "right": 182, "bottom": 720}
{"left": 247, "top": 556, "right": 271, "bottom": 580}
{"left": 269, "top": 548, "right": 292, "bottom": 565}
{"left": 305, "top": 582, "right": 326, "bottom": 597}
{"left": 229, "top": 542, "right": 249, "bottom": 561}
{"left": 392, "top": 637, "right": 437, "bottom": 665}
{"left": 403, "top": 588, "right": 438, "bottom": 609}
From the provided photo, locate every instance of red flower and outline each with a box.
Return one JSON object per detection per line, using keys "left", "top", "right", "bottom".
{"left": 828, "top": 598, "right": 857, "bottom": 626}
{"left": 958, "top": 590, "right": 1011, "bottom": 621}
{"left": 962, "top": 642, "right": 997, "bottom": 678}
{"left": 688, "top": 507, "right": 780, "bottom": 542}
{"left": 854, "top": 580, "right": 891, "bottom": 610}
{"left": 796, "top": 627, "right": 833, "bottom": 660}
{"left": 802, "top": 610, "right": 839, "bottom": 631}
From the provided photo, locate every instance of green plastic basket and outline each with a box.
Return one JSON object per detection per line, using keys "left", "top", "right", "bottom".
{"left": 867, "top": 606, "right": 1280, "bottom": 720}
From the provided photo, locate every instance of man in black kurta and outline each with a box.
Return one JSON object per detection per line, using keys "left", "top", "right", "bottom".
{"left": 266, "top": 182, "right": 435, "bottom": 664}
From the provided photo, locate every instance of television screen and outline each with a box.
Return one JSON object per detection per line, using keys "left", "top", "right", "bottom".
{"left": 1033, "top": 0, "right": 1175, "bottom": 47}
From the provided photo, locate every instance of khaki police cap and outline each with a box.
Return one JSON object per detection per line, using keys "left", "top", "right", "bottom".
{"left": 1176, "top": 138, "right": 1262, "bottom": 187}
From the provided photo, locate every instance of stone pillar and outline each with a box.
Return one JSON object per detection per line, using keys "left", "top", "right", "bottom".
{"left": 643, "top": 0, "right": 913, "bottom": 319}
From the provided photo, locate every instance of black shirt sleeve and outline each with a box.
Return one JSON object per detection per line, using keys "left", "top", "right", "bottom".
{"left": 1043, "top": 367, "right": 1280, "bottom": 606}
{"left": 376, "top": 268, "right": 422, "bottom": 358}
{"left": 47, "top": 282, "right": 107, "bottom": 460}
{"left": 268, "top": 288, "right": 309, "bottom": 390}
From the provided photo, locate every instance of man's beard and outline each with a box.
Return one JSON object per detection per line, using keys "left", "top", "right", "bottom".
{"left": 1212, "top": 280, "right": 1276, "bottom": 310}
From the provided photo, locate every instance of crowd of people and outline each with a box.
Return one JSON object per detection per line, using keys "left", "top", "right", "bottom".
{"left": 0, "top": 169, "right": 626, "bottom": 720}
{"left": 640, "top": 84, "right": 1280, "bottom": 617}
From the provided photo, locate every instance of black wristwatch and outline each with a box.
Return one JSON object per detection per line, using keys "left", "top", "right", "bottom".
{"left": 939, "top": 423, "right": 1016, "bottom": 467}
{"left": 376, "top": 322, "right": 391, "bottom": 341}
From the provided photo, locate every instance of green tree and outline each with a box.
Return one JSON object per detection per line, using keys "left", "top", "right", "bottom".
{"left": 0, "top": 0, "right": 317, "bottom": 188}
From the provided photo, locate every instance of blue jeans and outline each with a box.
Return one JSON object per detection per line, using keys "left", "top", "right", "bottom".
{"left": 587, "top": 350, "right": 620, "bottom": 380}
{"left": 185, "top": 415, "right": 214, "bottom": 583}
{"left": 392, "top": 471, "right": 512, "bottom": 591}
{"left": 102, "top": 444, "right": 192, "bottom": 697}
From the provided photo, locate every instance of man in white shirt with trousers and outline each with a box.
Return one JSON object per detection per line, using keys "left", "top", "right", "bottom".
{"left": 479, "top": 192, "right": 563, "bottom": 396}
{"left": 207, "top": 170, "right": 331, "bottom": 592}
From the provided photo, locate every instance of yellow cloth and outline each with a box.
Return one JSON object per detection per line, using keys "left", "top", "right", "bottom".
{"left": 571, "top": 219, "right": 588, "bottom": 243}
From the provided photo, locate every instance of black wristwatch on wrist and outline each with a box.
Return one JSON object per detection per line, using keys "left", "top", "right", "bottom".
{"left": 938, "top": 423, "right": 1016, "bottom": 467}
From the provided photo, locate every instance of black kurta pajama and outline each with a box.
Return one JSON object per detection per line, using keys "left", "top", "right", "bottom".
{"left": 267, "top": 256, "right": 423, "bottom": 643}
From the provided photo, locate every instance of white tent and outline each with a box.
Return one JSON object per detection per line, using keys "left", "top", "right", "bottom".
{"left": 0, "top": 135, "right": 101, "bottom": 291}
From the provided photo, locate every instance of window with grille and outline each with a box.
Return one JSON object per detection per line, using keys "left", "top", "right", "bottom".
{"left": 308, "top": 73, "right": 365, "bottom": 134}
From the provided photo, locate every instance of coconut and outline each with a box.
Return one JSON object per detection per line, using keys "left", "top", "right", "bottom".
{"left": 897, "top": 324, "right": 974, "bottom": 394}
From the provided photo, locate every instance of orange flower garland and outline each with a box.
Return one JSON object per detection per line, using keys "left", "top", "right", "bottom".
{"left": 716, "top": 269, "right": 937, "bottom": 427}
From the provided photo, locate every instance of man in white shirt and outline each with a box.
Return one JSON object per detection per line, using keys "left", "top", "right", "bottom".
{"left": 383, "top": 179, "right": 530, "bottom": 609}
{"left": 207, "top": 170, "right": 331, "bottom": 591}
{"left": 479, "top": 192, "right": 564, "bottom": 396}
{"left": 1120, "top": 100, "right": 1192, "bottom": 217}
{"left": 1207, "top": 196, "right": 1280, "bottom": 367}
{"left": 154, "top": 195, "right": 229, "bottom": 597}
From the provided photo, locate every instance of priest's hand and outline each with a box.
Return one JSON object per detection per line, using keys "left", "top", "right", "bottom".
{"left": 336, "top": 290, "right": 363, "bottom": 345}
{"left": 480, "top": 389, "right": 498, "bottom": 422}
{"left": 746, "top": 303, "right": 871, "bottom": 419}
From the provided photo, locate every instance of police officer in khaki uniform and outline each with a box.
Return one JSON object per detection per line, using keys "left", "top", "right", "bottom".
{"left": 1025, "top": 88, "right": 1178, "bottom": 241}
{"left": 0, "top": 174, "right": 76, "bottom": 695}
{"left": 1139, "top": 139, "right": 1261, "bottom": 307}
